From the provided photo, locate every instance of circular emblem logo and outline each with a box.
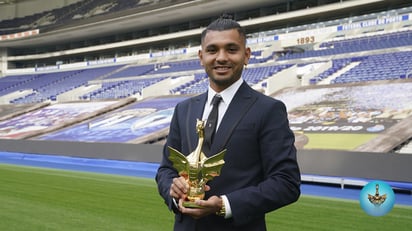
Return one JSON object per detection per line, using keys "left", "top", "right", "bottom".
{"left": 359, "top": 180, "right": 395, "bottom": 216}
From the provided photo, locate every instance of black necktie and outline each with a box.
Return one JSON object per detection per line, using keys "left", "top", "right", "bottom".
{"left": 204, "top": 94, "right": 222, "bottom": 147}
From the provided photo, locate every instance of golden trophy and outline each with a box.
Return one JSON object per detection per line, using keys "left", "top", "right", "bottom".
{"left": 168, "top": 119, "right": 226, "bottom": 208}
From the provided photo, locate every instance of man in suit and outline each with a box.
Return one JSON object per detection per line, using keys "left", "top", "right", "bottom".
{"left": 156, "top": 15, "right": 301, "bottom": 231}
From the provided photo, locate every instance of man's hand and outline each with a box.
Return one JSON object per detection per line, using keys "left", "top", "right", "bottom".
{"left": 178, "top": 195, "right": 222, "bottom": 219}
{"left": 170, "top": 176, "right": 188, "bottom": 200}
{"left": 170, "top": 176, "right": 211, "bottom": 200}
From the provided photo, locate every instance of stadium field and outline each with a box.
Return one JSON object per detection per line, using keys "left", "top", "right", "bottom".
{"left": 1, "top": 164, "right": 411, "bottom": 231}
{"left": 301, "top": 133, "right": 378, "bottom": 150}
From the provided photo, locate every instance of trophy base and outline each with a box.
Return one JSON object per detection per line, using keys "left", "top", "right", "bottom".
{"left": 183, "top": 201, "right": 203, "bottom": 208}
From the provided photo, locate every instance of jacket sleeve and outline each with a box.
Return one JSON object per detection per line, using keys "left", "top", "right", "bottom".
{"left": 227, "top": 99, "right": 301, "bottom": 226}
{"left": 155, "top": 103, "right": 182, "bottom": 213}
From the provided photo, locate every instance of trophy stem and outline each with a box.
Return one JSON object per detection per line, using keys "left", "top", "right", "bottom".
{"left": 168, "top": 119, "right": 226, "bottom": 208}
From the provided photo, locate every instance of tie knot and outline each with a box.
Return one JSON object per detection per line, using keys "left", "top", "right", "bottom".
{"left": 211, "top": 94, "right": 222, "bottom": 107}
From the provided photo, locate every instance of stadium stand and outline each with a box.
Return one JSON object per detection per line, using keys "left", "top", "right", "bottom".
{"left": 0, "top": 0, "right": 411, "bottom": 190}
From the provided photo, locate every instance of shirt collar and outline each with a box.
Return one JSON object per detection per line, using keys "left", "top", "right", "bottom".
{"left": 207, "top": 78, "right": 243, "bottom": 106}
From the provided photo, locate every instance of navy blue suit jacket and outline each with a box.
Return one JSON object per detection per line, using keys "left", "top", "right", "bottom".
{"left": 156, "top": 82, "right": 301, "bottom": 231}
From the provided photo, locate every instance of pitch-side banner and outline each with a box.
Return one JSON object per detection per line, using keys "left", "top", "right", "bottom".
{"left": 276, "top": 81, "right": 412, "bottom": 134}
{"left": 37, "top": 96, "right": 188, "bottom": 143}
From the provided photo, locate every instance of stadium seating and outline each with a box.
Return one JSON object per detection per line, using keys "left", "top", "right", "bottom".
{"left": 278, "top": 30, "right": 412, "bottom": 61}
{"left": 83, "top": 76, "right": 167, "bottom": 100}
{"left": 1, "top": 34, "right": 412, "bottom": 103}
{"left": 331, "top": 51, "right": 412, "bottom": 83}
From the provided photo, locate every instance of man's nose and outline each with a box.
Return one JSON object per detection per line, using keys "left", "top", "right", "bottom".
{"left": 216, "top": 50, "right": 228, "bottom": 61}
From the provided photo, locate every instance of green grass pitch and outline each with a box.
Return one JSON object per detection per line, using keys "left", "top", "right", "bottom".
{"left": 1, "top": 164, "right": 411, "bottom": 231}
{"left": 302, "top": 133, "right": 378, "bottom": 150}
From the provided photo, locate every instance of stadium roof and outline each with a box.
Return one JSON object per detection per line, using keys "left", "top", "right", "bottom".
{"left": 0, "top": 0, "right": 405, "bottom": 49}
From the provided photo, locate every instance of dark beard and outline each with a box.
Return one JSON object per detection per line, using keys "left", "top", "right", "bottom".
{"left": 208, "top": 67, "right": 243, "bottom": 89}
{"left": 209, "top": 77, "right": 235, "bottom": 89}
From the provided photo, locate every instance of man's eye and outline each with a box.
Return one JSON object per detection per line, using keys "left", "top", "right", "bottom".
{"left": 207, "top": 49, "right": 216, "bottom": 53}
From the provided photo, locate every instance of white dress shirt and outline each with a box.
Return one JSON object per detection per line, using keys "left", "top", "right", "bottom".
{"left": 202, "top": 78, "right": 243, "bottom": 130}
{"left": 201, "top": 78, "right": 244, "bottom": 219}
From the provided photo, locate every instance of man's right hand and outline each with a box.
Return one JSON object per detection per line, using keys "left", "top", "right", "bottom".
{"left": 170, "top": 176, "right": 188, "bottom": 200}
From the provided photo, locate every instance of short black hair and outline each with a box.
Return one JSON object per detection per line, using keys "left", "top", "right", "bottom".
{"left": 201, "top": 14, "right": 246, "bottom": 44}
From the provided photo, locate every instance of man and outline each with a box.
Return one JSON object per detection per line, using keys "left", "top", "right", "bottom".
{"left": 156, "top": 15, "right": 301, "bottom": 231}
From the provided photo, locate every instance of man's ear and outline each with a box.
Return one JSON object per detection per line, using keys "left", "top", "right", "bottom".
{"left": 244, "top": 47, "right": 251, "bottom": 65}
{"left": 198, "top": 50, "right": 204, "bottom": 66}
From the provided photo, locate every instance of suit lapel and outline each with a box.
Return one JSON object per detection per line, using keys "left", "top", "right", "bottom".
{"left": 213, "top": 83, "right": 257, "bottom": 153}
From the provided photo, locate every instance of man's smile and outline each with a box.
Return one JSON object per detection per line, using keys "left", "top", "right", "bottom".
{"left": 214, "top": 65, "right": 231, "bottom": 73}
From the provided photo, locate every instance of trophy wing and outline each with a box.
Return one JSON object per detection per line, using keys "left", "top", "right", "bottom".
{"left": 167, "top": 146, "right": 189, "bottom": 176}
{"left": 201, "top": 149, "right": 226, "bottom": 181}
